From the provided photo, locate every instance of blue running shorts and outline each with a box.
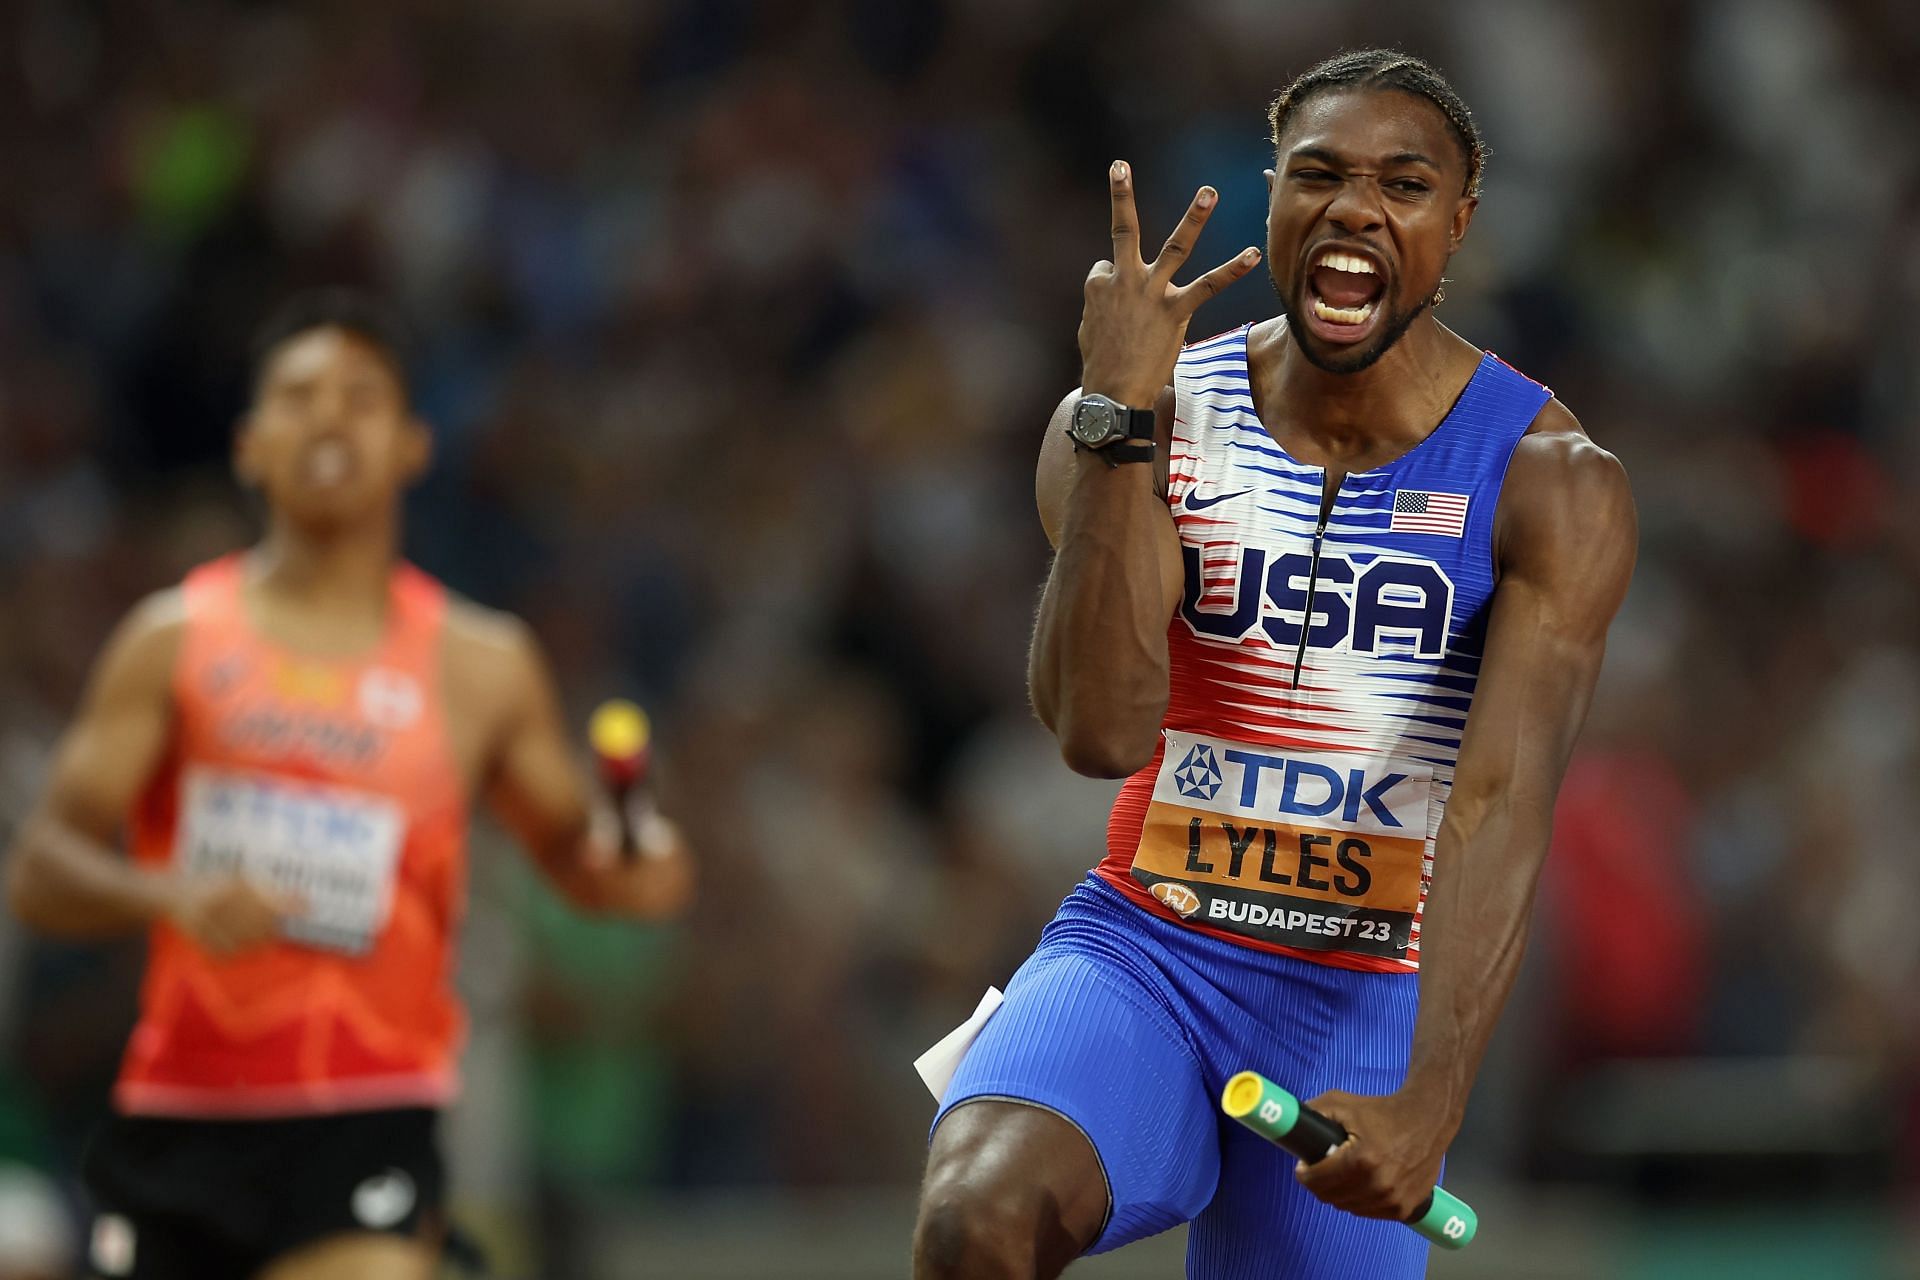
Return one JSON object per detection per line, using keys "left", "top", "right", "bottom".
{"left": 934, "top": 876, "right": 1432, "bottom": 1279}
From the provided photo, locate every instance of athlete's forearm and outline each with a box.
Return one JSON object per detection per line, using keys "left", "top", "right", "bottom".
{"left": 1030, "top": 454, "right": 1178, "bottom": 778}
{"left": 501, "top": 790, "right": 592, "bottom": 896}
{"left": 1398, "top": 791, "right": 1552, "bottom": 1132}
{"left": 6, "top": 811, "right": 178, "bottom": 937}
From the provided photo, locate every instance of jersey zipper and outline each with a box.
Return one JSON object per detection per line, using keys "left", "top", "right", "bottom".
{"left": 1290, "top": 478, "right": 1339, "bottom": 690}
{"left": 1289, "top": 516, "right": 1327, "bottom": 690}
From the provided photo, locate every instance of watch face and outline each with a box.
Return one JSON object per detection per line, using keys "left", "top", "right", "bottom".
{"left": 1072, "top": 397, "right": 1118, "bottom": 446}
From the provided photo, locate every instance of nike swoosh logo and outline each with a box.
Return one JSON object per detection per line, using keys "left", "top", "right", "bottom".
{"left": 1184, "top": 488, "right": 1254, "bottom": 512}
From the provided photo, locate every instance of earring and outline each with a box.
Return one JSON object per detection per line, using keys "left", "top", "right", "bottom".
{"left": 1431, "top": 281, "right": 1448, "bottom": 306}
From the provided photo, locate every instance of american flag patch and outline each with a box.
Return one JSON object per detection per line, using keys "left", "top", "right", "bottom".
{"left": 1390, "top": 489, "right": 1469, "bottom": 537}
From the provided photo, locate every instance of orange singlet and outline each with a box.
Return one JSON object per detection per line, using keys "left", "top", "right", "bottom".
{"left": 116, "top": 555, "right": 468, "bottom": 1117}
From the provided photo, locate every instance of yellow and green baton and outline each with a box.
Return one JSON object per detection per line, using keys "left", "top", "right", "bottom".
{"left": 1221, "top": 1071, "right": 1477, "bottom": 1251}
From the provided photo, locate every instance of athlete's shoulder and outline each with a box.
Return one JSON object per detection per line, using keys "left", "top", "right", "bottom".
{"left": 114, "top": 587, "right": 191, "bottom": 661}
{"left": 126, "top": 584, "right": 191, "bottom": 632}
{"left": 1497, "top": 397, "right": 1635, "bottom": 564}
{"left": 440, "top": 598, "right": 554, "bottom": 739}
{"left": 1512, "top": 397, "right": 1627, "bottom": 490}
{"left": 81, "top": 587, "right": 191, "bottom": 707}
{"left": 442, "top": 595, "right": 540, "bottom": 668}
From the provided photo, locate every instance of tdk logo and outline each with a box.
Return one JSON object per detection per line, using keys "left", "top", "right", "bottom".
{"left": 1180, "top": 545, "right": 1454, "bottom": 657}
{"left": 1220, "top": 750, "right": 1410, "bottom": 828}
{"left": 1173, "top": 745, "right": 1223, "bottom": 801}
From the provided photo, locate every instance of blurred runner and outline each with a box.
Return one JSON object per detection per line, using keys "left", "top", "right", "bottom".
{"left": 6, "top": 290, "right": 692, "bottom": 1280}
{"left": 916, "top": 49, "right": 1636, "bottom": 1279}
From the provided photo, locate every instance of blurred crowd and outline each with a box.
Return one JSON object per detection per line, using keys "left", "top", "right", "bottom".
{"left": 3, "top": 0, "right": 1920, "bottom": 1273}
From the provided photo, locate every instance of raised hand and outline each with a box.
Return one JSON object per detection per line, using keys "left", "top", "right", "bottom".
{"left": 1078, "top": 161, "right": 1262, "bottom": 409}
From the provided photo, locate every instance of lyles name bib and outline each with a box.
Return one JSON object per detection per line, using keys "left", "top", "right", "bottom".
{"left": 176, "top": 767, "right": 407, "bottom": 956}
{"left": 1129, "top": 730, "right": 1432, "bottom": 958}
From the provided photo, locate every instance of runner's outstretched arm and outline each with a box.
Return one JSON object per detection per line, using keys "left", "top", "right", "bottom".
{"left": 476, "top": 618, "right": 692, "bottom": 920}
{"left": 1296, "top": 409, "right": 1636, "bottom": 1221}
{"left": 5, "top": 593, "right": 289, "bottom": 953}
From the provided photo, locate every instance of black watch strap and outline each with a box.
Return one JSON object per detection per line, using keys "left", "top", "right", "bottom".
{"left": 1067, "top": 396, "right": 1157, "bottom": 465}
{"left": 1112, "top": 404, "right": 1155, "bottom": 442}
{"left": 1090, "top": 440, "right": 1155, "bottom": 467}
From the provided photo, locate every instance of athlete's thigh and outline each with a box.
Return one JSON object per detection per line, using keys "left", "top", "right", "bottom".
{"left": 928, "top": 938, "right": 1221, "bottom": 1255}
{"left": 1185, "top": 965, "right": 1427, "bottom": 1279}
{"left": 1186, "top": 1119, "right": 1428, "bottom": 1280}
{"left": 253, "top": 1232, "right": 437, "bottom": 1280}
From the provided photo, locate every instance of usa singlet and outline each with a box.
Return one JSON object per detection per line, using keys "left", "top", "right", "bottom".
{"left": 1095, "top": 323, "right": 1551, "bottom": 972}
{"left": 116, "top": 555, "right": 468, "bottom": 1116}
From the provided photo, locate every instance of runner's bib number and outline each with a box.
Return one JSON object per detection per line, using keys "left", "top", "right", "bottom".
{"left": 176, "top": 768, "right": 406, "bottom": 955}
{"left": 1130, "top": 730, "right": 1432, "bottom": 958}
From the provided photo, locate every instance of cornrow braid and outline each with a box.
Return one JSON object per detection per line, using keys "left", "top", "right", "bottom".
{"left": 1267, "top": 49, "right": 1486, "bottom": 197}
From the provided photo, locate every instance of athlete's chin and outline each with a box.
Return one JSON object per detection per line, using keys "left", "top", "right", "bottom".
{"left": 1289, "top": 301, "right": 1423, "bottom": 375}
{"left": 1291, "top": 325, "right": 1393, "bottom": 375}
{"left": 276, "top": 489, "right": 380, "bottom": 534}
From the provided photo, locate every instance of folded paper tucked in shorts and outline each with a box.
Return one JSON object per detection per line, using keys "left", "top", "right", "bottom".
{"left": 913, "top": 986, "right": 1004, "bottom": 1100}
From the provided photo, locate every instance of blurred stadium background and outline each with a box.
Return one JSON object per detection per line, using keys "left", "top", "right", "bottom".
{"left": 1, "top": 0, "right": 1918, "bottom": 1276}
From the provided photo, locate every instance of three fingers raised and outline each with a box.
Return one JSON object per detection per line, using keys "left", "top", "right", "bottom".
{"left": 1105, "top": 161, "right": 1260, "bottom": 311}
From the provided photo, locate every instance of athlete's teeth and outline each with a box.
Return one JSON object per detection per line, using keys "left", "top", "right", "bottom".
{"left": 308, "top": 441, "right": 350, "bottom": 483}
{"left": 1318, "top": 251, "right": 1375, "bottom": 275}
{"left": 1312, "top": 297, "right": 1376, "bottom": 325}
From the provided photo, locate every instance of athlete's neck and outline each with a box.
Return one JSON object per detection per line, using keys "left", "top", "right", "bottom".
{"left": 1253, "top": 315, "right": 1480, "bottom": 467}
{"left": 249, "top": 511, "right": 399, "bottom": 627}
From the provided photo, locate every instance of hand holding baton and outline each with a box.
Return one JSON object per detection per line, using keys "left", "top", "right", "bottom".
{"left": 1221, "top": 1071, "right": 1477, "bottom": 1250}
{"left": 588, "top": 699, "right": 656, "bottom": 861}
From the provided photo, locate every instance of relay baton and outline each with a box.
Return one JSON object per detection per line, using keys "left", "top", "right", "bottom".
{"left": 1221, "top": 1070, "right": 1477, "bottom": 1250}
{"left": 588, "top": 699, "right": 654, "bottom": 860}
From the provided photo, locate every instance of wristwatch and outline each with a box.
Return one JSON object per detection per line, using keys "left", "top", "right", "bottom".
{"left": 1066, "top": 393, "right": 1155, "bottom": 465}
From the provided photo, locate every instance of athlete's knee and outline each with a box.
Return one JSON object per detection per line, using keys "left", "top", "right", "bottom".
{"left": 913, "top": 1101, "right": 1106, "bottom": 1279}
{"left": 913, "top": 1174, "right": 1046, "bottom": 1280}
{"left": 913, "top": 1150, "right": 1093, "bottom": 1279}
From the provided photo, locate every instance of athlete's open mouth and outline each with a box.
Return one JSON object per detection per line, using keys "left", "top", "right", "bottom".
{"left": 301, "top": 438, "right": 357, "bottom": 488}
{"left": 1303, "top": 245, "right": 1387, "bottom": 341}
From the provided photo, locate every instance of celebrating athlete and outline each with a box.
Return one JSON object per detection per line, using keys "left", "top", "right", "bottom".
{"left": 5, "top": 291, "right": 693, "bottom": 1280}
{"left": 915, "top": 49, "right": 1636, "bottom": 1279}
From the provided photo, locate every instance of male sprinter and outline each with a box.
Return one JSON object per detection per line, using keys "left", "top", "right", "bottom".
{"left": 6, "top": 292, "right": 693, "bottom": 1280}
{"left": 915, "top": 50, "right": 1635, "bottom": 1279}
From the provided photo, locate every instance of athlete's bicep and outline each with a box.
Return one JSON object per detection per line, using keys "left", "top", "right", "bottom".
{"left": 1035, "top": 391, "right": 1077, "bottom": 548}
{"left": 1449, "top": 434, "right": 1636, "bottom": 821}
{"left": 37, "top": 594, "right": 185, "bottom": 843}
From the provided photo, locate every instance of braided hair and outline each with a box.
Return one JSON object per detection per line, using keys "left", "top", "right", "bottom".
{"left": 1267, "top": 49, "right": 1486, "bottom": 197}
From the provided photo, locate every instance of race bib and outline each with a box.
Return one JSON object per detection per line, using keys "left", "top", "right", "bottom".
{"left": 176, "top": 768, "right": 406, "bottom": 955}
{"left": 1130, "top": 730, "right": 1432, "bottom": 958}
